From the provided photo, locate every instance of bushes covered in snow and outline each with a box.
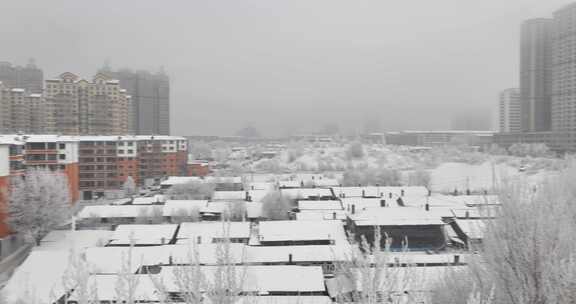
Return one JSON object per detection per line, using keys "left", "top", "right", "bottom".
{"left": 341, "top": 167, "right": 401, "bottom": 186}
{"left": 508, "top": 143, "right": 552, "bottom": 158}
{"left": 167, "top": 182, "right": 215, "bottom": 200}
{"left": 261, "top": 191, "right": 292, "bottom": 220}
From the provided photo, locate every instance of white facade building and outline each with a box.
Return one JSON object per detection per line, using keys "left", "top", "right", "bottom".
{"left": 499, "top": 88, "right": 521, "bottom": 132}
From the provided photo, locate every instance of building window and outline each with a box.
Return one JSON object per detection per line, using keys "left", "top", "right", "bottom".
{"left": 59, "top": 154, "right": 66, "bottom": 160}
{"left": 59, "top": 143, "right": 66, "bottom": 150}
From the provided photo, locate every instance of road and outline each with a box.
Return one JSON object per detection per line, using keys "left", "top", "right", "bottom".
{"left": 0, "top": 244, "right": 32, "bottom": 289}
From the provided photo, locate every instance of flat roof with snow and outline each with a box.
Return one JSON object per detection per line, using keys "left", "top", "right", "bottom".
{"left": 258, "top": 220, "right": 347, "bottom": 243}
{"left": 78, "top": 205, "right": 163, "bottom": 219}
{"left": 109, "top": 224, "right": 178, "bottom": 245}
{"left": 162, "top": 200, "right": 208, "bottom": 216}
{"left": 349, "top": 207, "right": 444, "bottom": 226}
{"left": 176, "top": 222, "right": 251, "bottom": 242}
{"left": 298, "top": 200, "right": 343, "bottom": 211}
{"left": 332, "top": 186, "right": 428, "bottom": 198}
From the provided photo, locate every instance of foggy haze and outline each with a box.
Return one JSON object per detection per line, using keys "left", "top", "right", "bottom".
{"left": 0, "top": 0, "right": 568, "bottom": 136}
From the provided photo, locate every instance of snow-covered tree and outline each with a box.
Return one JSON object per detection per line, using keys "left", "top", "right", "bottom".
{"left": 152, "top": 220, "right": 247, "bottom": 304}
{"left": 341, "top": 168, "right": 401, "bottom": 187}
{"left": 8, "top": 168, "right": 71, "bottom": 245}
{"left": 224, "top": 202, "right": 247, "bottom": 222}
{"left": 332, "top": 228, "right": 424, "bottom": 304}
{"left": 261, "top": 191, "right": 292, "bottom": 220}
{"left": 115, "top": 244, "right": 140, "bottom": 304}
{"left": 508, "top": 143, "right": 551, "bottom": 158}
{"left": 432, "top": 163, "right": 576, "bottom": 303}
{"left": 190, "top": 142, "right": 213, "bottom": 160}
{"left": 122, "top": 176, "right": 137, "bottom": 198}
{"left": 346, "top": 142, "right": 364, "bottom": 159}
{"left": 135, "top": 206, "right": 164, "bottom": 224}
{"left": 167, "top": 182, "right": 215, "bottom": 200}
{"left": 62, "top": 249, "right": 98, "bottom": 304}
{"left": 204, "top": 222, "right": 246, "bottom": 304}
{"left": 406, "top": 169, "right": 431, "bottom": 188}
{"left": 171, "top": 207, "right": 201, "bottom": 224}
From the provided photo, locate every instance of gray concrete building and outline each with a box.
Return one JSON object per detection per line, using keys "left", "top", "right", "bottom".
{"left": 551, "top": 4, "right": 576, "bottom": 132}
{"left": 0, "top": 60, "right": 43, "bottom": 94}
{"left": 100, "top": 67, "right": 170, "bottom": 135}
{"left": 520, "top": 18, "right": 552, "bottom": 132}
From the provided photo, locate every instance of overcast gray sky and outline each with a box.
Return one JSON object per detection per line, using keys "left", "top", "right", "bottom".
{"left": 0, "top": 0, "right": 569, "bottom": 136}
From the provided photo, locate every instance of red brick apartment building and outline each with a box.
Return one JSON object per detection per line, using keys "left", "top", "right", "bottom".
{"left": 0, "top": 138, "right": 26, "bottom": 237}
{"left": 0, "top": 135, "right": 188, "bottom": 236}
{"left": 78, "top": 136, "right": 188, "bottom": 200}
{"left": 22, "top": 136, "right": 80, "bottom": 202}
{"left": 0, "top": 143, "right": 12, "bottom": 237}
{"left": 187, "top": 160, "right": 210, "bottom": 176}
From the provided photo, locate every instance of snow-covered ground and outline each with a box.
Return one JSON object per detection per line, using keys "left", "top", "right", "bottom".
{"left": 4, "top": 230, "right": 111, "bottom": 304}
{"left": 429, "top": 161, "right": 559, "bottom": 193}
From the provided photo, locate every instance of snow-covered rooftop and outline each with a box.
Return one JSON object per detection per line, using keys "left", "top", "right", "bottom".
{"left": 332, "top": 186, "right": 428, "bottom": 198}
{"left": 176, "top": 222, "right": 251, "bottom": 242}
{"left": 245, "top": 244, "right": 351, "bottom": 263}
{"left": 280, "top": 188, "right": 333, "bottom": 199}
{"left": 298, "top": 200, "right": 343, "bottom": 211}
{"left": 296, "top": 210, "right": 348, "bottom": 221}
{"left": 162, "top": 200, "right": 208, "bottom": 216}
{"left": 349, "top": 207, "right": 445, "bottom": 226}
{"left": 77, "top": 205, "right": 162, "bottom": 219}
{"left": 453, "top": 219, "right": 488, "bottom": 240}
{"left": 258, "top": 220, "right": 347, "bottom": 243}
{"left": 109, "top": 224, "right": 178, "bottom": 245}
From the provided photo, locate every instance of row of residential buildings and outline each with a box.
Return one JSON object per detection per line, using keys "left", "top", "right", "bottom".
{"left": 497, "top": 3, "right": 576, "bottom": 151}
{"left": 0, "top": 61, "right": 170, "bottom": 135}
{"left": 0, "top": 134, "right": 189, "bottom": 236}
{"left": 0, "top": 73, "right": 132, "bottom": 135}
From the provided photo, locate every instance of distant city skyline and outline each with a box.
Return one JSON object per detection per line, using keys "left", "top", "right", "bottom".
{"left": 1, "top": 0, "right": 571, "bottom": 136}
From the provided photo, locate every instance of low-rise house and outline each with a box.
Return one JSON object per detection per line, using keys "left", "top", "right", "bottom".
{"left": 131, "top": 195, "right": 166, "bottom": 205}
{"left": 280, "top": 188, "right": 335, "bottom": 201}
{"left": 296, "top": 200, "right": 347, "bottom": 221}
{"left": 66, "top": 265, "right": 327, "bottom": 302}
{"left": 162, "top": 199, "right": 207, "bottom": 222}
{"left": 161, "top": 176, "right": 243, "bottom": 191}
{"left": 212, "top": 190, "right": 269, "bottom": 202}
{"left": 448, "top": 219, "right": 488, "bottom": 249}
{"left": 326, "top": 265, "right": 465, "bottom": 301}
{"left": 176, "top": 222, "right": 251, "bottom": 244}
{"left": 77, "top": 205, "right": 164, "bottom": 226}
{"left": 86, "top": 243, "right": 352, "bottom": 274}
{"left": 187, "top": 160, "right": 210, "bottom": 176}
{"left": 85, "top": 243, "right": 247, "bottom": 274}
{"left": 332, "top": 186, "right": 428, "bottom": 198}
{"left": 256, "top": 220, "right": 348, "bottom": 246}
{"left": 347, "top": 207, "right": 446, "bottom": 250}
{"left": 107, "top": 224, "right": 179, "bottom": 246}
